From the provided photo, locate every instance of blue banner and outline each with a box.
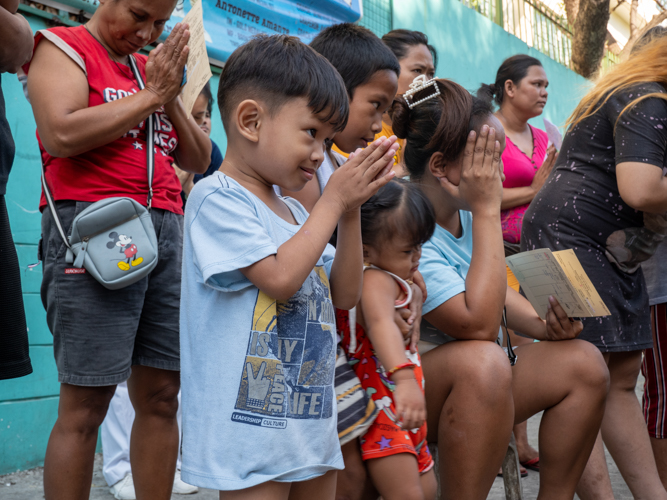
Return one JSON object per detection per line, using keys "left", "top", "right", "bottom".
{"left": 57, "top": 0, "right": 363, "bottom": 63}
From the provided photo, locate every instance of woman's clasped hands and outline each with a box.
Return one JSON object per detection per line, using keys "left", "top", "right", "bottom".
{"left": 145, "top": 23, "right": 190, "bottom": 106}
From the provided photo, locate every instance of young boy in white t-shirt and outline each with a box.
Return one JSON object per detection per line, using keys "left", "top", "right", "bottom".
{"left": 179, "top": 35, "right": 398, "bottom": 499}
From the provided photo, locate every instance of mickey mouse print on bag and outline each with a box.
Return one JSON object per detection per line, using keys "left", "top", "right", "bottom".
{"left": 107, "top": 231, "right": 144, "bottom": 271}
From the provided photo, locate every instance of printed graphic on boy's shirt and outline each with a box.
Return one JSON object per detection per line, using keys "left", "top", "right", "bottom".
{"left": 233, "top": 266, "right": 336, "bottom": 429}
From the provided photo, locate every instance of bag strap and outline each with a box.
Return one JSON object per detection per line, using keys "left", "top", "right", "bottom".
{"left": 41, "top": 159, "right": 71, "bottom": 249}
{"left": 502, "top": 307, "right": 517, "bottom": 366}
{"left": 128, "top": 55, "right": 155, "bottom": 210}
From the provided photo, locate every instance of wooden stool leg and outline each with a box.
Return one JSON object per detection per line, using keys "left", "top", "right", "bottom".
{"left": 501, "top": 434, "right": 523, "bottom": 500}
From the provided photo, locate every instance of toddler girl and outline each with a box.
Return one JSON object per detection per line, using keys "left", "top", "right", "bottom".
{"left": 339, "top": 179, "right": 437, "bottom": 500}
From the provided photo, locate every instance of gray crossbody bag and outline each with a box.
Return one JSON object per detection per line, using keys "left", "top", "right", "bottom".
{"left": 41, "top": 55, "right": 159, "bottom": 290}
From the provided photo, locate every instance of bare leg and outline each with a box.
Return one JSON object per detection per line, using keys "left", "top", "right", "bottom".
{"left": 651, "top": 438, "right": 667, "bottom": 490}
{"left": 506, "top": 330, "right": 539, "bottom": 465}
{"left": 420, "top": 469, "right": 437, "bottom": 500}
{"left": 335, "top": 440, "right": 377, "bottom": 500}
{"left": 220, "top": 481, "right": 290, "bottom": 500}
{"left": 576, "top": 432, "right": 614, "bottom": 500}
{"left": 127, "top": 366, "right": 181, "bottom": 500}
{"left": 43, "top": 383, "right": 116, "bottom": 500}
{"left": 422, "top": 340, "right": 514, "bottom": 500}
{"left": 601, "top": 351, "right": 667, "bottom": 500}
{"left": 511, "top": 340, "right": 608, "bottom": 500}
{"left": 366, "top": 453, "right": 433, "bottom": 500}
{"left": 290, "top": 470, "right": 337, "bottom": 500}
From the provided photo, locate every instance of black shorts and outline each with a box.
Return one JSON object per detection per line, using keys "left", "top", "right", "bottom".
{"left": 0, "top": 195, "right": 32, "bottom": 380}
{"left": 41, "top": 201, "right": 182, "bottom": 386}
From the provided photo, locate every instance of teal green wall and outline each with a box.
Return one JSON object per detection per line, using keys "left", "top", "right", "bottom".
{"left": 391, "top": 0, "right": 590, "bottom": 130}
{"left": 1, "top": 15, "right": 59, "bottom": 475}
{"left": 2, "top": 0, "right": 589, "bottom": 475}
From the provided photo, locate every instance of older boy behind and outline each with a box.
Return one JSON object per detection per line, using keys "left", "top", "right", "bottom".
{"left": 282, "top": 23, "right": 400, "bottom": 212}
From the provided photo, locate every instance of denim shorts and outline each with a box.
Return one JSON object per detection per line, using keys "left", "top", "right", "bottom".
{"left": 41, "top": 201, "right": 183, "bottom": 386}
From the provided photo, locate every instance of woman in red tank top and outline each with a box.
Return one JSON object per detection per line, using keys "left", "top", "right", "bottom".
{"left": 24, "top": 1, "right": 210, "bottom": 498}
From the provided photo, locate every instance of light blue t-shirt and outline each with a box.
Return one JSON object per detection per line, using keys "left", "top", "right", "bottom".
{"left": 180, "top": 172, "right": 343, "bottom": 491}
{"left": 420, "top": 210, "right": 504, "bottom": 341}
{"left": 421, "top": 210, "right": 473, "bottom": 316}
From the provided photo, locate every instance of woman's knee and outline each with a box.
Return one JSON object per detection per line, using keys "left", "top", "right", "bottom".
{"left": 567, "top": 340, "right": 610, "bottom": 393}
{"left": 58, "top": 384, "right": 116, "bottom": 434}
{"left": 608, "top": 350, "right": 643, "bottom": 391}
{"left": 133, "top": 379, "right": 180, "bottom": 419}
{"left": 452, "top": 341, "right": 513, "bottom": 402}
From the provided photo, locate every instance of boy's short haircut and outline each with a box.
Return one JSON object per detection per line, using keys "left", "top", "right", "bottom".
{"left": 310, "top": 23, "right": 401, "bottom": 98}
{"left": 217, "top": 34, "right": 349, "bottom": 134}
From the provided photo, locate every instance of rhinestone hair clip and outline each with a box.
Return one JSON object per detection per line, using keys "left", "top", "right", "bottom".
{"left": 404, "top": 75, "right": 441, "bottom": 109}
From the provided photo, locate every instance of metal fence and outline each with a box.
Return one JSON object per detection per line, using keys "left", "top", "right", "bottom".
{"left": 359, "top": 0, "right": 393, "bottom": 37}
{"left": 461, "top": 0, "right": 574, "bottom": 67}
{"left": 461, "top": 0, "right": 620, "bottom": 71}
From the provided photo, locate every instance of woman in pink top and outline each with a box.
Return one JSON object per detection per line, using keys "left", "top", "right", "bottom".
{"left": 479, "top": 55, "right": 557, "bottom": 246}
{"left": 477, "top": 54, "right": 557, "bottom": 475}
{"left": 500, "top": 123, "right": 549, "bottom": 243}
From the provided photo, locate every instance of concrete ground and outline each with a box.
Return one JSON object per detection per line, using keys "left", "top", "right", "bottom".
{"left": 0, "top": 378, "right": 645, "bottom": 500}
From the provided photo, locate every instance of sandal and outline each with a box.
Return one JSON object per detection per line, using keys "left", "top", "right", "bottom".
{"left": 520, "top": 457, "right": 540, "bottom": 472}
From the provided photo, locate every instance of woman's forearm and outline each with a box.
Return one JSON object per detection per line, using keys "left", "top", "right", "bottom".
{"left": 330, "top": 209, "right": 363, "bottom": 310}
{"left": 165, "top": 97, "right": 211, "bottom": 174}
{"left": 505, "top": 287, "right": 546, "bottom": 340}
{"left": 464, "top": 212, "right": 507, "bottom": 331}
{"left": 30, "top": 81, "right": 164, "bottom": 158}
{"left": 28, "top": 39, "right": 196, "bottom": 160}
{"left": 500, "top": 186, "right": 536, "bottom": 210}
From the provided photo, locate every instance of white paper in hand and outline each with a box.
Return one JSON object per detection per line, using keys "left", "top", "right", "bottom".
{"left": 543, "top": 118, "right": 563, "bottom": 151}
{"left": 180, "top": 0, "right": 212, "bottom": 115}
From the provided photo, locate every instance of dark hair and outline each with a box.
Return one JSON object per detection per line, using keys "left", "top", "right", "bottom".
{"left": 632, "top": 26, "right": 667, "bottom": 54}
{"left": 361, "top": 179, "right": 435, "bottom": 248}
{"left": 217, "top": 34, "right": 349, "bottom": 133}
{"left": 381, "top": 29, "right": 438, "bottom": 71}
{"left": 310, "top": 23, "right": 400, "bottom": 98}
{"left": 199, "top": 81, "right": 213, "bottom": 114}
{"left": 390, "top": 79, "right": 493, "bottom": 179}
{"left": 477, "top": 54, "right": 542, "bottom": 107}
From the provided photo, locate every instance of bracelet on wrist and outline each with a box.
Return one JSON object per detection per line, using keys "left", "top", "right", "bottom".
{"left": 387, "top": 362, "right": 416, "bottom": 379}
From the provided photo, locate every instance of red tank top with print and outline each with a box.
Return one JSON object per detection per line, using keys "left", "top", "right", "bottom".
{"left": 25, "top": 26, "right": 183, "bottom": 214}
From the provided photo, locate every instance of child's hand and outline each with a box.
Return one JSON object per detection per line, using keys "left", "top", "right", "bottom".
{"left": 392, "top": 374, "right": 426, "bottom": 430}
{"left": 323, "top": 137, "right": 399, "bottom": 213}
{"left": 544, "top": 296, "right": 583, "bottom": 341}
{"left": 441, "top": 125, "right": 503, "bottom": 216}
